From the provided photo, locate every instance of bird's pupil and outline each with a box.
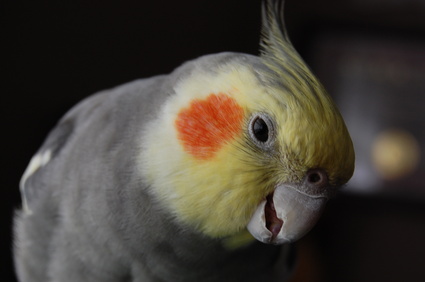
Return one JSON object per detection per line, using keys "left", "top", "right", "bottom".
{"left": 253, "top": 117, "right": 269, "bottom": 142}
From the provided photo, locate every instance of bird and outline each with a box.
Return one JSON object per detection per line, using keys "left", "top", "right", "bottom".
{"left": 13, "top": 0, "right": 355, "bottom": 281}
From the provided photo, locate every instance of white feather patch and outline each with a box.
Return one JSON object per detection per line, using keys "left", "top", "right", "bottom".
{"left": 20, "top": 150, "right": 52, "bottom": 214}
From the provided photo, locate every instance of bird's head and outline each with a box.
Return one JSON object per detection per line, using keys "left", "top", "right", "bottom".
{"left": 139, "top": 0, "right": 354, "bottom": 247}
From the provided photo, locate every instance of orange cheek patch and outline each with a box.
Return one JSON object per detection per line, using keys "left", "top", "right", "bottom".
{"left": 175, "top": 93, "right": 244, "bottom": 160}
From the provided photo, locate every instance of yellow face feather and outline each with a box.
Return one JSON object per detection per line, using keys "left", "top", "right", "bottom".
{"left": 140, "top": 67, "right": 278, "bottom": 237}
{"left": 138, "top": 0, "right": 354, "bottom": 245}
{"left": 139, "top": 64, "right": 354, "bottom": 239}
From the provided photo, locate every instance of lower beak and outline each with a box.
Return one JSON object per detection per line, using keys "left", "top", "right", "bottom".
{"left": 247, "top": 184, "right": 328, "bottom": 244}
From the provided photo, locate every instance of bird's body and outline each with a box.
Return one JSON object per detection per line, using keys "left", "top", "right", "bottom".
{"left": 14, "top": 1, "right": 354, "bottom": 281}
{"left": 14, "top": 54, "right": 293, "bottom": 281}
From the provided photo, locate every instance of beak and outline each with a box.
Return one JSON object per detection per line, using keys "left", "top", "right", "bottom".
{"left": 247, "top": 169, "right": 331, "bottom": 244}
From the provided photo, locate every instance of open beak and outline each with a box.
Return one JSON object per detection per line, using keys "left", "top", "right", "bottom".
{"left": 247, "top": 169, "right": 331, "bottom": 244}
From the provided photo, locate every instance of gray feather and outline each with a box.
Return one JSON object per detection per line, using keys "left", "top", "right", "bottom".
{"left": 14, "top": 53, "right": 294, "bottom": 282}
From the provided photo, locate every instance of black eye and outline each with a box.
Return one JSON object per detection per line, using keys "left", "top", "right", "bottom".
{"left": 248, "top": 113, "right": 275, "bottom": 148}
{"left": 252, "top": 117, "right": 269, "bottom": 142}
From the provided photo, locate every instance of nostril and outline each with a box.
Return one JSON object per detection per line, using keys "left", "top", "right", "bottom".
{"left": 305, "top": 168, "right": 328, "bottom": 189}
{"left": 308, "top": 172, "right": 322, "bottom": 183}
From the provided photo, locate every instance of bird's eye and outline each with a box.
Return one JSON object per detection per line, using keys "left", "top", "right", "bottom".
{"left": 248, "top": 113, "right": 275, "bottom": 148}
{"left": 252, "top": 117, "right": 269, "bottom": 142}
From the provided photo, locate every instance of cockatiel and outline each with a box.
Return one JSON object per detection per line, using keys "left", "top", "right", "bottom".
{"left": 14, "top": 0, "right": 354, "bottom": 281}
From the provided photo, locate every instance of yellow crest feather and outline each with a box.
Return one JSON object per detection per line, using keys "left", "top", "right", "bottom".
{"left": 259, "top": 0, "right": 355, "bottom": 184}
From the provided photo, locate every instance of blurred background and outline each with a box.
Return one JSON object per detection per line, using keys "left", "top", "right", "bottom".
{"left": 2, "top": 0, "right": 425, "bottom": 281}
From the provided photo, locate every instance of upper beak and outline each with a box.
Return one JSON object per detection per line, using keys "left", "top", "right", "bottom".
{"left": 247, "top": 168, "right": 332, "bottom": 244}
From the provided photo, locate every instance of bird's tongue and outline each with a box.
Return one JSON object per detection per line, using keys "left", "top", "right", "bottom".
{"left": 265, "top": 194, "right": 283, "bottom": 240}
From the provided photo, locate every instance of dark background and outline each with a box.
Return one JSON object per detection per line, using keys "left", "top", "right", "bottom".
{"left": 3, "top": 0, "right": 425, "bottom": 281}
